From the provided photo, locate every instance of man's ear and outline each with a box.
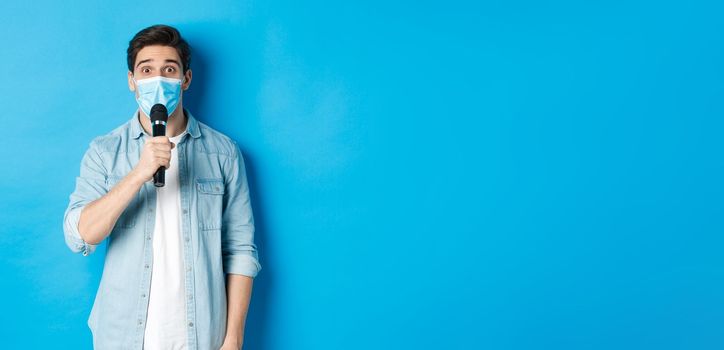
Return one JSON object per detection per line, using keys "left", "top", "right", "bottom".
{"left": 182, "top": 69, "right": 192, "bottom": 91}
{"left": 128, "top": 71, "right": 136, "bottom": 92}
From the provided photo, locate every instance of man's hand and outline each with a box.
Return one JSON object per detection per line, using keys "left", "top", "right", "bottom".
{"left": 131, "top": 136, "right": 175, "bottom": 182}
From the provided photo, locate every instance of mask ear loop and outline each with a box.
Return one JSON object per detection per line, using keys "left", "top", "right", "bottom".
{"left": 131, "top": 75, "right": 139, "bottom": 91}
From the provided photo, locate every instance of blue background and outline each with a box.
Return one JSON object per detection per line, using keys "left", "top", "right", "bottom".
{"left": 0, "top": 0, "right": 723, "bottom": 349}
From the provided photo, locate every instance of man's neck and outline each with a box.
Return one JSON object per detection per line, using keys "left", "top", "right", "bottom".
{"left": 139, "top": 105, "right": 188, "bottom": 138}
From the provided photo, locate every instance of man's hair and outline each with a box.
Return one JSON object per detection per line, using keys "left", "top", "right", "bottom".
{"left": 126, "top": 24, "right": 191, "bottom": 73}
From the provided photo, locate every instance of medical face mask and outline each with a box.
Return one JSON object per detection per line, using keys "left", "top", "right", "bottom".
{"left": 132, "top": 75, "right": 183, "bottom": 117}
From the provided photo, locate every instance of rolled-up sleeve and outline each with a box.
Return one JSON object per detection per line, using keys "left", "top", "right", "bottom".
{"left": 63, "top": 140, "right": 107, "bottom": 256}
{"left": 221, "top": 142, "right": 261, "bottom": 277}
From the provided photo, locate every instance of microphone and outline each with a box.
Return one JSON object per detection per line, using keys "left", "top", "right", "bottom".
{"left": 150, "top": 104, "right": 168, "bottom": 187}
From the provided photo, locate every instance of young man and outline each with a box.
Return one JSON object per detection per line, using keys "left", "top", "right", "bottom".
{"left": 62, "top": 24, "right": 260, "bottom": 350}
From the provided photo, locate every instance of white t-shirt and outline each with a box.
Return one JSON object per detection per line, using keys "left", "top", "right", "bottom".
{"left": 143, "top": 129, "right": 189, "bottom": 350}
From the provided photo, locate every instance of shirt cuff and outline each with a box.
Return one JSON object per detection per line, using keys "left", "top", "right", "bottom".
{"left": 64, "top": 206, "right": 99, "bottom": 256}
{"left": 223, "top": 254, "right": 261, "bottom": 277}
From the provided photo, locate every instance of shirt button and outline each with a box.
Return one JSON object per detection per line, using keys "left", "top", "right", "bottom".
{"left": 138, "top": 319, "right": 143, "bottom": 325}
{"left": 141, "top": 293, "right": 146, "bottom": 298}
{"left": 147, "top": 235, "right": 151, "bottom": 240}
{"left": 183, "top": 209, "right": 188, "bottom": 214}
{"left": 185, "top": 236, "right": 190, "bottom": 242}
{"left": 188, "top": 322, "right": 194, "bottom": 327}
{"left": 145, "top": 264, "right": 149, "bottom": 269}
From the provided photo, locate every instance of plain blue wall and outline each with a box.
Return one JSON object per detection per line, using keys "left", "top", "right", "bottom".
{"left": 1, "top": 0, "right": 723, "bottom": 349}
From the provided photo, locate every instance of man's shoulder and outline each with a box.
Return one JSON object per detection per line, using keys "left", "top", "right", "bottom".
{"left": 87, "top": 118, "right": 134, "bottom": 153}
{"left": 195, "top": 120, "right": 240, "bottom": 158}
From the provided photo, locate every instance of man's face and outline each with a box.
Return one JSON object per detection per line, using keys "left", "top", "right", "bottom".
{"left": 127, "top": 45, "right": 192, "bottom": 100}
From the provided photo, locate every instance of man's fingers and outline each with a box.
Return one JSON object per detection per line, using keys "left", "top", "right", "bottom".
{"left": 149, "top": 143, "right": 173, "bottom": 152}
{"left": 155, "top": 154, "right": 171, "bottom": 162}
{"left": 154, "top": 158, "right": 171, "bottom": 168}
{"left": 150, "top": 136, "right": 170, "bottom": 143}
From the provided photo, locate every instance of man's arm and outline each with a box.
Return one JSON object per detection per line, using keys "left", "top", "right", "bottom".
{"left": 222, "top": 274, "right": 254, "bottom": 348}
{"left": 220, "top": 142, "right": 261, "bottom": 348}
{"left": 77, "top": 169, "right": 146, "bottom": 244}
{"left": 63, "top": 139, "right": 130, "bottom": 255}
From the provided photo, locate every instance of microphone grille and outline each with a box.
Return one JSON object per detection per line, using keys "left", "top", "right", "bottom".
{"left": 150, "top": 104, "right": 168, "bottom": 123}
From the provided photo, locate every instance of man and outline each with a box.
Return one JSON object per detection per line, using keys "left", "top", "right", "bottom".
{"left": 62, "top": 24, "right": 260, "bottom": 350}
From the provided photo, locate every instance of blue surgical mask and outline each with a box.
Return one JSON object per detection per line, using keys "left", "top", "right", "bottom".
{"left": 132, "top": 75, "right": 183, "bottom": 117}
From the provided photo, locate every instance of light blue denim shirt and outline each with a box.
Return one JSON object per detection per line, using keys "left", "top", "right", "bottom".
{"left": 63, "top": 108, "right": 261, "bottom": 349}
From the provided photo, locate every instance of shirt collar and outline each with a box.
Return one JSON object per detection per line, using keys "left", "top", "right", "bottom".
{"left": 130, "top": 107, "right": 201, "bottom": 140}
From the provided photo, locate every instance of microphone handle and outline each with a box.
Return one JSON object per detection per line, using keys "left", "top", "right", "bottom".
{"left": 154, "top": 167, "right": 165, "bottom": 187}
{"left": 153, "top": 122, "right": 166, "bottom": 187}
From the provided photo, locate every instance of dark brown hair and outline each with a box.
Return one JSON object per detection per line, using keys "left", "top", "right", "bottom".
{"left": 126, "top": 24, "right": 191, "bottom": 73}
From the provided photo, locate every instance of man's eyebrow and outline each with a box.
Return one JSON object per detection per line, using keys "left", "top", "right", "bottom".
{"left": 135, "top": 58, "right": 181, "bottom": 68}
{"left": 136, "top": 58, "right": 153, "bottom": 68}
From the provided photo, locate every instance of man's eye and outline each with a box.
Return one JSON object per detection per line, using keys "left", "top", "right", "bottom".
{"left": 142, "top": 68, "right": 151, "bottom": 73}
{"left": 165, "top": 67, "right": 175, "bottom": 73}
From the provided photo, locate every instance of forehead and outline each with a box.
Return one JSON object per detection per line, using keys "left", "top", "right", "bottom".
{"left": 134, "top": 45, "right": 180, "bottom": 66}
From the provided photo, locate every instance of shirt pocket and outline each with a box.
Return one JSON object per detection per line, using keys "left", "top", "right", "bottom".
{"left": 106, "top": 175, "right": 142, "bottom": 229}
{"left": 196, "top": 177, "right": 225, "bottom": 230}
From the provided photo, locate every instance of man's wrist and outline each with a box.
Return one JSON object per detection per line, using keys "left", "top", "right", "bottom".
{"left": 223, "top": 334, "right": 243, "bottom": 348}
{"left": 127, "top": 169, "right": 147, "bottom": 186}
{"left": 224, "top": 337, "right": 244, "bottom": 349}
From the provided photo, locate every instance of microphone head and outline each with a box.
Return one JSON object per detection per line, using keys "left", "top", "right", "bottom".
{"left": 150, "top": 104, "right": 168, "bottom": 123}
